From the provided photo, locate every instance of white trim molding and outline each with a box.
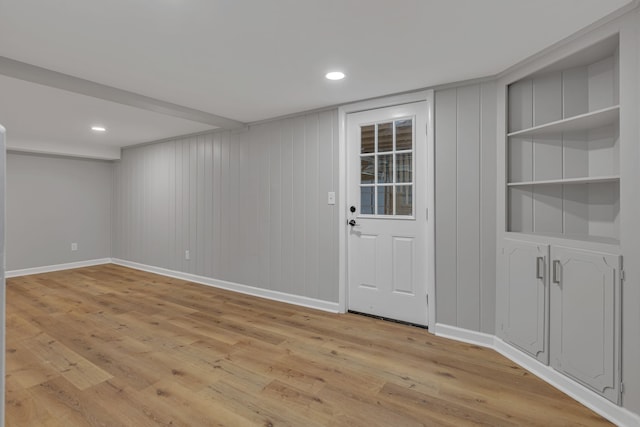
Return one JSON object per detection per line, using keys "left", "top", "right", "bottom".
{"left": 5, "top": 258, "right": 112, "bottom": 278}
{"left": 432, "top": 323, "right": 495, "bottom": 348}
{"left": 111, "top": 259, "right": 340, "bottom": 314}
{"left": 434, "top": 323, "right": 640, "bottom": 427}
{"left": 337, "top": 89, "right": 436, "bottom": 328}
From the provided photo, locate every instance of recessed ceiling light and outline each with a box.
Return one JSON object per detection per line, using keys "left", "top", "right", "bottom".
{"left": 91, "top": 126, "right": 106, "bottom": 132}
{"left": 325, "top": 71, "right": 345, "bottom": 81}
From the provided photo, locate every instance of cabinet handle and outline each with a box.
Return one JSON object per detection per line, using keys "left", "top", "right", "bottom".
{"left": 536, "top": 257, "right": 544, "bottom": 279}
{"left": 552, "top": 260, "right": 561, "bottom": 284}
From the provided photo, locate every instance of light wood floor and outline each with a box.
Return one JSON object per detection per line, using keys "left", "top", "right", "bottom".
{"left": 6, "top": 264, "right": 611, "bottom": 426}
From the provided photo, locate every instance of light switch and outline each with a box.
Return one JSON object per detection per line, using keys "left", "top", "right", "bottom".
{"left": 71, "top": 243, "right": 78, "bottom": 251}
{"left": 327, "top": 191, "right": 336, "bottom": 205}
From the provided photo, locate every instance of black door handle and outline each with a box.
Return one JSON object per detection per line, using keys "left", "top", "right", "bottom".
{"left": 348, "top": 219, "right": 358, "bottom": 226}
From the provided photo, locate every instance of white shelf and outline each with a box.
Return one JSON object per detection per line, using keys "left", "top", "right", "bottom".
{"left": 507, "top": 176, "right": 620, "bottom": 187}
{"left": 507, "top": 105, "right": 619, "bottom": 138}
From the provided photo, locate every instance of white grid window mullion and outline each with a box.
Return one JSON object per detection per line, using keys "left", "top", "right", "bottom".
{"left": 374, "top": 124, "right": 379, "bottom": 215}
{"left": 392, "top": 120, "right": 396, "bottom": 215}
{"left": 358, "top": 117, "right": 415, "bottom": 218}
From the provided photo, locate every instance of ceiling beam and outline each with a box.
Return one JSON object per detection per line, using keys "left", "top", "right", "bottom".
{"left": 0, "top": 56, "right": 245, "bottom": 129}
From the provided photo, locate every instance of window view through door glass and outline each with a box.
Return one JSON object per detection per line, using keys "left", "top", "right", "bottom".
{"left": 360, "top": 118, "right": 414, "bottom": 216}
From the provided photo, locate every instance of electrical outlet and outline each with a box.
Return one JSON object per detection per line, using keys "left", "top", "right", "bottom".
{"left": 185, "top": 250, "right": 190, "bottom": 260}
{"left": 71, "top": 243, "right": 78, "bottom": 251}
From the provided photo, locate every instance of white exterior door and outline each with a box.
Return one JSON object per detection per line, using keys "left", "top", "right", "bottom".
{"left": 346, "top": 102, "right": 429, "bottom": 325}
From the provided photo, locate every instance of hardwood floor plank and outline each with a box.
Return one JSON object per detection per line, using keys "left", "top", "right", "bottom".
{"left": 24, "top": 333, "right": 113, "bottom": 391}
{"left": 140, "top": 377, "right": 250, "bottom": 426}
{"left": 200, "top": 379, "right": 311, "bottom": 427}
{"left": 83, "top": 379, "right": 168, "bottom": 427}
{"left": 379, "top": 381, "right": 518, "bottom": 427}
{"left": 315, "top": 381, "right": 447, "bottom": 427}
{"left": 5, "top": 376, "right": 56, "bottom": 427}
{"left": 5, "top": 264, "right": 614, "bottom": 426}
{"left": 5, "top": 342, "right": 60, "bottom": 389}
{"left": 28, "top": 377, "right": 119, "bottom": 427}
{"left": 5, "top": 314, "right": 41, "bottom": 341}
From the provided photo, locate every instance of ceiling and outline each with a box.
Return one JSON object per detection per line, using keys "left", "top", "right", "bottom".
{"left": 0, "top": 0, "right": 634, "bottom": 159}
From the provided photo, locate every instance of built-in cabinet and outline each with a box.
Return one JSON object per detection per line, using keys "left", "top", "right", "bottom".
{"left": 549, "top": 246, "right": 621, "bottom": 403}
{"left": 498, "top": 34, "right": 624, "bottom": 405}
{"left": 503, "top": 239, "right": 549, "bottom": 364}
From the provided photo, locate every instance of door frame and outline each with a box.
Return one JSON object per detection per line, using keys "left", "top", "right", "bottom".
{"left": 337, "top": 90, "right": 435, "bottom": 328}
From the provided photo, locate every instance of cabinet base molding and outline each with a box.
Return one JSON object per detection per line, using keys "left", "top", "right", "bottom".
{"left": 5, "top": 258, "right": 112, "bottom": 278}
{"left": 434, "top": 323, "right": 640, "bottom": 427}
{"left": 111, "top": 258, "right": 341, "bottom": 314}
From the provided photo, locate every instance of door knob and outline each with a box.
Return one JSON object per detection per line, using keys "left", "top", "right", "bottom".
{"left": 348, "top": 219, "right": 358, "bottom": 226}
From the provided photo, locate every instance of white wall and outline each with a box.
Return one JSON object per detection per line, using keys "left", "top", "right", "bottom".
{"left": 434, "top": 82, "right": 497, "bottom": 334}
{"left": 0, "top": 127, "right": 6, "bottom": 427}
{"left": 113, "top": 110, "right": 340, "bottom": 303}
{"left": 6, "top": 152, "right": 112, "bottom": 271}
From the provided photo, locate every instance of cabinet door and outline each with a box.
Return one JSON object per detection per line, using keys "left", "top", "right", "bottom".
{"left": 503, "top": 239, "right": 549, "bottom": 364}
{"left": 550, "top": 246, "right": 621, "bottom": 404}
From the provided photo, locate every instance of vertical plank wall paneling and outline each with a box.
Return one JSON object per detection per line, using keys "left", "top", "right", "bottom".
{"left": 456, "top": 85, "right": 482, "bottom": 330}
{"left": 434, "top": 90, "right": 458, "bottom": 327}
{"left": 435, "top": 82, "right": 497, "bottom": 334}
{"left": 480, "top": 83, "right": 497, "bottom": 333}
{"left": 113, "top": 110, "right": 340, "bottom": 303}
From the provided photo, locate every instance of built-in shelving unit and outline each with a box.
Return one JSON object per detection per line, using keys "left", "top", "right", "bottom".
{"left": 500, "top": 34, "right": 624, "bottom": 406}
{"left": 506, "top": 35, "right": 620, "bottom": 243}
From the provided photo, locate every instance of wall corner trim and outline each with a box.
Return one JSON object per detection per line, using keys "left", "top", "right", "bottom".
{"left": 5, "top": 258, "right": 112, "bottom": 278}
{"left": 110, "top": 259, "right": 340, "bottom": 314}
{"left": 433, "top": 323, "right": 640, "bottom": 427}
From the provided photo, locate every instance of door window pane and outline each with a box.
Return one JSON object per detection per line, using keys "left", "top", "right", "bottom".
{"left": 358, "top": 117, "right": 415, "bottom": 217}
{"left": 361, "top": 187, "right": 375, "bottom": 214}
{"left": 377, "top": 186, "right": 394, "bottom": 215}
{"left": 395, "top": 120, "right": 412, "bottom": 151}
{"left": 361, "top": 156, "right": 375, "bottom": 184}
{"left": 377, "top": 154, "right": 393, "bottom": 183}
{"left": 396, "top": 185, "right": 413, "bottom": 216}
{"left": 361, "top": 125, "right": 375, "bottom": 154}
{"left": 377, "top": 122, "right": 393, "bottom": 152}
{"left": 396, "top": 153, "right": 412, "bottom": 183}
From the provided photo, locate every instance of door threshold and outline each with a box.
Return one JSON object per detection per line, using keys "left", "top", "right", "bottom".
{"left": 348, "top": 310, "right": 428, "bottom": 330}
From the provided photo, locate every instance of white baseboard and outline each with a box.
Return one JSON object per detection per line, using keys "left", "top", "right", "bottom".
{"left": 111, "top": 258, "right": 340, "bottom": 314}
{"left": 432, "top": 323, "right": 495, "bottom": 348}
{"left": 5, "top": 258, "right": 112, "bottom": 278}
{"left": 434, "top": 323, "right": 640, "bottom": 427}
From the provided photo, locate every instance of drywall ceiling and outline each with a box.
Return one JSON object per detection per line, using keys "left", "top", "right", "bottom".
{"left": 0, "top": 74, "right": 216, "bottom": 159}
{"left": 0, "top": 0, "right": 634, "bottom": 158}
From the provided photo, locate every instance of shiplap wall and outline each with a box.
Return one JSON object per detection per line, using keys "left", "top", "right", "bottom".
{"left": 435, "top": 82, "right": 497, "bottom": 334}
{"left": 113, "top": 110, "right": 339, "bottom": 303}
{"left": 114, "top": 95, "right": 496, "bottom": 327}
